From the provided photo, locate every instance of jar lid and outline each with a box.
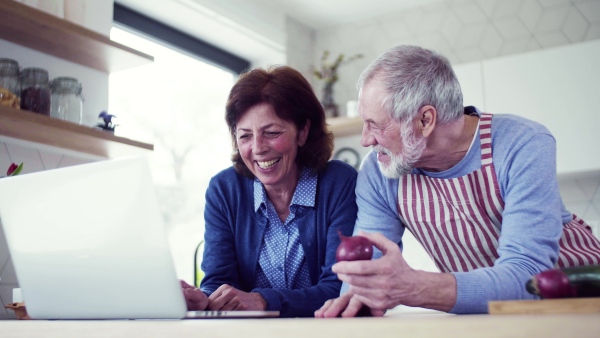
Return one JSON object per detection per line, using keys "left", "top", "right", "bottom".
{"left": 50, "top": 76, "right": 82, "bottom": 94}
{"left": 20, "top": 67, "right": 49, "bottom": 82}
{"left": 0, "top": 58, "right": 19, "bottom": 74}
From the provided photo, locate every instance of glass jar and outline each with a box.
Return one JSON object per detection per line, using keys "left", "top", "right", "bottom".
{"left": 50, "top": 77, "right": 83, "bottom": 124}
{"left": 20, "top": 67, "right": 51, "bottom": 115}
{"left": 0, "top": 58, "right": 20, "bottom": 96}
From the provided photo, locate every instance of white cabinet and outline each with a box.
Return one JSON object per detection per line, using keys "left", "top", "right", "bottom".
{"left": 454, "top": 40, "right": 600, "bottom": 175}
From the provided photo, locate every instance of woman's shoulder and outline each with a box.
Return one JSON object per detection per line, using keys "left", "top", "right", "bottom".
{"left": 208, "top": 166, "right": 251, "bottom": 190}
{"left": 318, "top": 160, "right": 358, "bottom": 185}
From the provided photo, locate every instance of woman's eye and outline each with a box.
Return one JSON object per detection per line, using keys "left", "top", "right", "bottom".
{"left": 265, "top": 131, "right": 281, "bottom": 137}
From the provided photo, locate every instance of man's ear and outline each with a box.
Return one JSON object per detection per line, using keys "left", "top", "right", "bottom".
{"left": 418, "top": 105, "right": 436, "bottom": 137}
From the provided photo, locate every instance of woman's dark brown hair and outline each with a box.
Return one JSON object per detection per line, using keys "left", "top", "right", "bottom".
{"left": 225, "top": 65, "right": 334, "bottom": 179}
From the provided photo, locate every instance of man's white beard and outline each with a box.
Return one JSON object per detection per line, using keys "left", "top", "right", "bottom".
{"left": 375, "top": 123, "right": 426, "bottom": 179}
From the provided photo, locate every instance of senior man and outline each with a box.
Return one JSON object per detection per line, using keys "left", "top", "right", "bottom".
{"left": 316, "top": 45, "right": 600, "bottom": 317}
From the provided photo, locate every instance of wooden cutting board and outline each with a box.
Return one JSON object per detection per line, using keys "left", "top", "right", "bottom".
{"left": 489, "top": 297, "right": 600, "bottom": 314}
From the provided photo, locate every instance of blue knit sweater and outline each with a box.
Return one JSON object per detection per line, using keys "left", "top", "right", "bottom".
{"left": 200, "top": 160, "right": 358, "bottom": 317}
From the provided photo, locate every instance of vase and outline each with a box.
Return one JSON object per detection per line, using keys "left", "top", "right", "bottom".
{"left": 321, "top": 82, "right": 339, "bottom": 118}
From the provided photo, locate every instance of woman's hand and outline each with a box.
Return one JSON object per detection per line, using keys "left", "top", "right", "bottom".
{"left": 180, "top": 280, "right": 208, "bottom": 311}
{"left": 207, "top": 284, "right": 266, "bottom": 311}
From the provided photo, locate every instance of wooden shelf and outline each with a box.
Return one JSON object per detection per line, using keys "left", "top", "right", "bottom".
{"left": 0, "top": 106, "right": 153, "bottom": 159}
{"left": 0, "top": 1, "right": 153, "bottom": 72}
{"left": 328, "top": 116, "right": 363, "bottom": 137}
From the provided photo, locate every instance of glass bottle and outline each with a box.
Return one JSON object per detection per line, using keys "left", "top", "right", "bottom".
{"left": 0, "top": 58, "right": 20, "bottom": 96}
{"left": 20, "top": 67, "right": 51, "bottom": 115}
{"left": 50, "top": 77, "right": 83, "bottom": 124}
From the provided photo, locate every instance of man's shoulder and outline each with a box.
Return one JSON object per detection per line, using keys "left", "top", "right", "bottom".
{"left": 490, "top": 113, "right": 552, "bottom": 136}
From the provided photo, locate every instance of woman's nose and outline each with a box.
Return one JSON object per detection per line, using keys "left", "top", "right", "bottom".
{"left": 252, "top": 135, "right": 267, "bottom": 154}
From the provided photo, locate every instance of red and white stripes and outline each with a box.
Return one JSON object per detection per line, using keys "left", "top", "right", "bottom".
{"left": 398, "top": 113, "right": 600, "bottom": 272}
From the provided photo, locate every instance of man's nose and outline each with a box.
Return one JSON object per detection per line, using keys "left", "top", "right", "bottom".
{"left": 360, "top": 124, "right": 375, "bottom": 148}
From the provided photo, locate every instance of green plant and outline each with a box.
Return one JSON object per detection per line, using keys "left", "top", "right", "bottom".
{"left": 312, "top": 50, "right": 363, "bottom": 85}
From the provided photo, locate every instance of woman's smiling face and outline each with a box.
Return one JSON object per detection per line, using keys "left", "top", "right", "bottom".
{"left": 236, "top": 103, "right": 309, "bottom": 189}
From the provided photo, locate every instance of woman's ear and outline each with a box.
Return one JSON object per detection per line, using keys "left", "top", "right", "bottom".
{"left": 299, "top": 119, "right": 311, "bottom": 146}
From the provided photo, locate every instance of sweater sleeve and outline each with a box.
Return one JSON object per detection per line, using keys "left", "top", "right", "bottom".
{"left": 200, "top": 174, "right": 242, "bottom": 295}
{"left": 451, "top": 133, "right": 562, "bottom": 313}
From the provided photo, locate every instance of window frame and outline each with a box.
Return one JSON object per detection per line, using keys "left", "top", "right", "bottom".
{"left": 113, "top": 3, "right": 250, "bottom": 74}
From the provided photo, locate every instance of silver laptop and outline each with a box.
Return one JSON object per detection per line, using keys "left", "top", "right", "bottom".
{"left": 0, "top": 156, "right": 278, "bottom": 320}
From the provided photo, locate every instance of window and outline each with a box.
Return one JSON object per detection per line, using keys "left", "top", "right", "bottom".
{"left": 110, "top": 5, "right": 246, "bottom": 282}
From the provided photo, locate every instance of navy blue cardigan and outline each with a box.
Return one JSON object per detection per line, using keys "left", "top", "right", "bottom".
{"left": 200, "top": 160, "right": 358, "bottom": 317}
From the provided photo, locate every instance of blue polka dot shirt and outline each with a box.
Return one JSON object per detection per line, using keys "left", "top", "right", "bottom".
{"left": 253, "top": 167, "right": 314, "bottom": 290}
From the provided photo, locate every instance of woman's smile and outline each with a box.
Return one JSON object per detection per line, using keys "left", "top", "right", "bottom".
{"left": 256, "top": 158, "right": 281, "bottom": 170}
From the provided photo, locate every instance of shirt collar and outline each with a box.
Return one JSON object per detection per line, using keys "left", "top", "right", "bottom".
{"left": 254, "top": 167, "right": 317, "bottom": 212}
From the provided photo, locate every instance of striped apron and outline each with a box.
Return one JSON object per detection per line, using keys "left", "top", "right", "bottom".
{"left": 397, "top": 113, "right": 600, "bottom": 272}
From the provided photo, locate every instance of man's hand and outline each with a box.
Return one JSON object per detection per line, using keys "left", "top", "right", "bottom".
{"left": 207, "top": 284, "right": 266, "bottom": 311}
{"left": 317, "top": 231, "right": 456, "bottom": 317}
{"left": 180, "top": 280, "right": 208, "bottom": 311}
{"left": 333, "top": 231, "right": 418, "bottom": 310}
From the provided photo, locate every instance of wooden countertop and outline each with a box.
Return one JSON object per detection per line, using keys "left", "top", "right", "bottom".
{"left": 0, "top": 311, "right": 598, "bottom": 338}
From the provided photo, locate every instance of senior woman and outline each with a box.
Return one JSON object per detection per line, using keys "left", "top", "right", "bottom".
{"left": 182, "top": 65, "right": 358, "bottom": 317}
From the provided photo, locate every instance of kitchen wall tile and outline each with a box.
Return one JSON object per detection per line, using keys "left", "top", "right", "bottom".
{"left": 311, "top": 0, "right": 600, "bottom": 112}
{"left": 593, "top": 183, "right": 600, "bottom": 202}
{"left": 58, "top": 155, "right": 94, "bottom": 168}
{"left": 563, "top": 7, "right": 590, "bottom": 42}
{"left": 586, "top": 23, "right": 600, "bottom": 39}
{"left": 453, "top": 1, "right": 489, "bottom": 24}
{"left": 575, "top": 175, "right": 600, "bottom": 200}
{"left": 0, "top": 142, "right": 12, "bottom": 175}
{"left": 477, "top": 0, "right": 499, "bottom": 18}
{"left": 559, "top": 177, "right": 588, "bottom": 202}
{"left": 417, "top": 8, "right": 447, "bottom": 34}
{"left": 440, "top": 11, "right": 464, "bottom": 46}
{"left": 490, "top": 0, "right": 523, "bottom": 18}
{"left": 424, "top": 0, "right": 452, "bottom": 11}
{"left": 518, "top": 0, "right": 543, "bottom": 32}
{"left": 565, "top": 200, "right": 590, "bottom": 217}
{"left": 480, "top": 25, "right": 504, "bottom": 57}
{"left": 455, "top": 23, "right": 487, "bottom": 48}
{"left": 0, "top": 284, "right": 17, "bottom": 319}
{"left": 534, "top": 31, "right": 570, "bottom": 48}
{"left": 498, "top": 36, "right": 534, "bottom": 55}
{"left": 5, "top": 143, "right": 45, "bottom": 175}
{"left": 584, "top": 202, "right": 600, "bottom": 221}
{"left": 534, "top": 6, "right": 570, "bottom": 33}
{"left": 493, "top": 17, "right": 531, "bottom": 39}
{"left": 575, "top": 1, "right": 600, "bottom": 23}
{"left": 417, "top": 32, "right": 453, "bottom": 54}
{"left": 456, "top": 46, "right": 487, "bottom": 63}
{"left": 402, "top": 8, "right": 427, "bottom": 35}
{"left": 537, "top": 0, "right": 574, "bottom": 8}
{"left": 39, "top": 151, "right": 63, "bottom": 170}
{"left": 379, "top": 17, "right": 412, "bottom": 41}
{"left": 0, "top": 257, "right": 17, "bottom": 284}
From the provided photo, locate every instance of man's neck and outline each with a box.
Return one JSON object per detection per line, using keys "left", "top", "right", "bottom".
{"left": 417, "top": 114, "right": 479, "bottom": 172}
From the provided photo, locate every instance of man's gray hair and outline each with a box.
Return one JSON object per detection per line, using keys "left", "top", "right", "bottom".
{"left": 357, "top": 45, "right": 463, "bottom": 124}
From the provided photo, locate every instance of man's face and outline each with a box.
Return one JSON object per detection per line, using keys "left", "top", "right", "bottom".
{"left": 358, "top": 81, "right": 426, "bottom": 178}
